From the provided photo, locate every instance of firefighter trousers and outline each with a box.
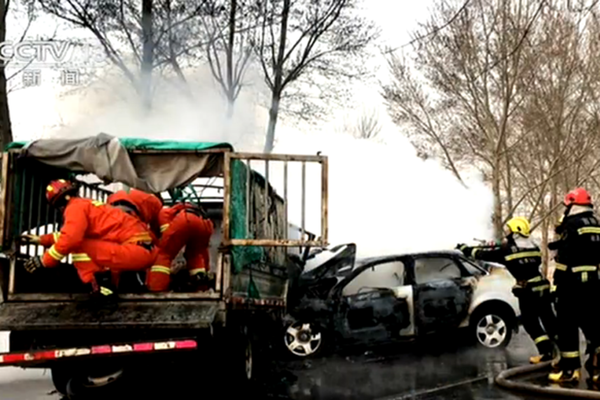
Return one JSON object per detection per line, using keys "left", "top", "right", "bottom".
{"left": 71, "top": 239, "right": 156, "bottom": 285}
{"left": 517, "top": 288, "right": 557, "bottom": 356}
{"left": 147, "top": 211, "right": 211, "bottom": 292}
{"left": 555, "top": 279, "right": 600, "bottom": 371}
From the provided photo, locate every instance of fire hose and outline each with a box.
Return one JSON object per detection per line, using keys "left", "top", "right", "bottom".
{"left": 495, "top": 361, "right": 600, "bottom": 399}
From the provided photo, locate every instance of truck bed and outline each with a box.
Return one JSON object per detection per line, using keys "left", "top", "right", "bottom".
{"left": 0, "top": 301, "right": 219, "bottom": 331}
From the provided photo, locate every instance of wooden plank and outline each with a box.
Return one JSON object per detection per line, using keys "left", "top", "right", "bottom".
{"left": 214, "top": 252, "right": 222, "bottom": 293}
{"left": 222, "top": 254, "right": 231, "bottom": 299}
{"left": 224, "top": 239, "right": 326, "bottom": 247}
{"left": 222, "top": 152, "right": 231, "bottom": 242}
{"left": 128, "top": 148, "right": 230, "bottom": 155}
{"left": 8, "top": 292, "right": 221, "bottom": 302}
{"left": 321, "top": 156, "right": 329, "bottom": 243}
{"left": 0, "top": 301, "right": 220, "bottom": 330}
{"left": 0, "top": 154, "right": 9, "bottom": 246}
{"left": 228, "top": 152, "right": 327, "bottom": 163}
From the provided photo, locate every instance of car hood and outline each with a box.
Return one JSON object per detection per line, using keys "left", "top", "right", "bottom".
{"left": 477, "top": 263, "right": 516, "bottom": 285}
{"left": 300, "top": 243, "right": 357, "bottom": 281}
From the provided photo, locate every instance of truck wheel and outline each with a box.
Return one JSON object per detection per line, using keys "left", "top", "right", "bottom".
{"left": 51, "top": 367, "right": 71, "bottom": 395}
{"left": 65, "top": 368, "right": 125, "bottom": 399}
{"left": 222, "top": 325, "right": 266, "bottom": 395}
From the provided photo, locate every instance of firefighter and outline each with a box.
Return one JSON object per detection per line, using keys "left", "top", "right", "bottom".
{"left": 546, "top": 187, "right": 600, "bottom": 384}
{"left": 458, "top": 216, "right": 557, "bottom": 365}
{"left": 146, "top": 198, "right": 214, "bottom": 292}
{"left": 107, "top": 189, "right": 163, "bottom": 239}
{"left": 21, "top": 179, "right": 157, "bottom": 302}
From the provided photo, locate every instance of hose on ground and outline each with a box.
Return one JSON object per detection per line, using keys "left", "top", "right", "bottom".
{"left": 495, "top": 361, "right": 600, "bottom": 399}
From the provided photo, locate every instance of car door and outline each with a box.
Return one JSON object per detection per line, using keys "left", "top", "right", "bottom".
{"left": 411, "top": 255, "right": 475, "bottom": 336}
{"left": 334, "top": 259, "right": 411, "bottom": 346}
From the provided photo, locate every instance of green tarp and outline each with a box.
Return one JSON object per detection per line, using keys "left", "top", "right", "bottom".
{"left": 230, "top": 159, "right": 265, "bottom": 277}
{"left": 5, "top": 138, "right": 233, "bottom": 152}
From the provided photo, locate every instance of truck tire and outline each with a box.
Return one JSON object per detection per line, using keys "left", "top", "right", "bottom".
{"left": 65, "top": 367, "right": 125, "bottom": 399}
{"left": 51, "top": 367, "right": 72, "bottom": 395}
{"left": 220, "top": 324, "right": 266, "bottom": 396}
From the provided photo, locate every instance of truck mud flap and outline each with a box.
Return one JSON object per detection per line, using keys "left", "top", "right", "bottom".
{"left": 0, "top": 338, "right": 198, "bottom": 368}
{"left": 0, "top": 302, "right": 218, "bottom": 331}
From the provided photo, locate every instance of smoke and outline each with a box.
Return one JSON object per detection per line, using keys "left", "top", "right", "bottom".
{"left": 17, "top": 64, "right": 494, "bottom": 257}
{"left": 44, "top": 66, "right": 265, "bottom": 151}
{"left": 270, "top": 129, "right": 494, "bottom": 257}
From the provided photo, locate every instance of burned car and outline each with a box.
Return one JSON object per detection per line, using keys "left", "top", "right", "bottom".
{"left": 283, "top": 246, "right": 520, "bottom": 358}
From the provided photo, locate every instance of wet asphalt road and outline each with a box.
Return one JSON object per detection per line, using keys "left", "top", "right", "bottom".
{"left": 0, "top": 330, "right": 568, "bottom": 400}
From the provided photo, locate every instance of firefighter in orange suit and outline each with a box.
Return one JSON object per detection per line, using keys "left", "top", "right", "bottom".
{"left": 107, "top": 189, "right": 163, "bottom": 240}
{"left": 21, "top": 180, "right": 157, "bottom": 301}
{"left": 146, "top": 202, "right": 214, "bottom": 292}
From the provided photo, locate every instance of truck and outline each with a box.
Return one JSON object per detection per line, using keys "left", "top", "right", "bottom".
{"left": 0, "top": 133, "right": 328, "bottom": 397}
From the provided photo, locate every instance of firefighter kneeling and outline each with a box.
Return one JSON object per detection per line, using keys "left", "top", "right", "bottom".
{"left": 458, "top": 216, "right": 558, "bottom": 366}
{"left": 21, "top": 179, "right": 157, "bottom": 302}
{"left": 146, "top": 200, "right": 214, "bottom": 292}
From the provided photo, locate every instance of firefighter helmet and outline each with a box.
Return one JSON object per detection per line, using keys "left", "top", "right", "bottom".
{"left": 564, "top": 187, "right": 592, "bottom": 206}
{"left": 46, "top": 179, "right": 78, "bottom": 206}
{"left": 506, "top": 216, "right": 531, "bottom": 237}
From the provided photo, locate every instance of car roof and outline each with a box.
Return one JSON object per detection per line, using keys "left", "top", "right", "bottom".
{"left": 356, "top": 250, "right": 463, "bottom": 265}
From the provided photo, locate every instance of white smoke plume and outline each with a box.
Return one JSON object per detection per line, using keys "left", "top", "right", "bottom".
{"left": 11, "top": 65, "right": 494, "bottom": 257}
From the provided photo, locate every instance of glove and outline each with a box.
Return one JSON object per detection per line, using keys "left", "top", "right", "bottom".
{"left": 24, "top": 256, "right": 44, "bottom": 274}
{"left": 460, "top": 246, "right": 474, "bottom": 258}
{"left": 20, "top": 234, "right": 41, "bottom": 244}
{"left": 512, "top": 287, "right": 525, "bottom": 298}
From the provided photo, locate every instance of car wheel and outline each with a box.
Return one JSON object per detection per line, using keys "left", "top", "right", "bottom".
{"left": 284, "top": 321, "right": 324, "bottom": 358}
{"left": 471, "top": 308, "right": 513, "bottom": 349}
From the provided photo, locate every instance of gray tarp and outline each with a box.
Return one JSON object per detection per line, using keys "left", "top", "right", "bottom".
{"left": 20, "top": 133, "right": 222, "bottom": 193}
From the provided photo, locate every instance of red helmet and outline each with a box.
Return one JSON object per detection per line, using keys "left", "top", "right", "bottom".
{"left": 46, "top": 179, "right": 78, "bottom": 206}
{"left": 564, "top": 187, "right": 592, "bottom": 206}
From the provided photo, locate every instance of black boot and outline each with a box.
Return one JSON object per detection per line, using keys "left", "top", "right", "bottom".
{"left": 187, "top": 270, "right": 215, "bottom": 292}
{"left": 88, "top": 271, "right": 118, "bottom": 309}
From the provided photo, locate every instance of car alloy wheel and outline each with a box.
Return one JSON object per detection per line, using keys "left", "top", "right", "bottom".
{"left": 475, "top": 313, "right": 507, "bottom": 348}
{"left": 284, "top": 321, "right": 323, "bottom": 357}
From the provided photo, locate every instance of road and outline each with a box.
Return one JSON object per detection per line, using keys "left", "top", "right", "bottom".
{"left": 0, "top": 330, "right": 576, "bottom": 400}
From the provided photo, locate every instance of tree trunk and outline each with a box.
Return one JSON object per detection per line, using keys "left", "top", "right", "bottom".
{"left": 225, "top": 0, "right": 237, "bottom": 120}
{"left": 541, "top": 204, "right": 549, "bottom": 277}
{"left": 226, "top": 99, "right": 234, "bottom": 119}
{"left": 492, "top": 156, "right": 504, "bottom": 239}
{"left": 264, "top": 92, "right": 281, "bottom": 153}
{"left": 263, "top": 0, "right": 289, "bottom": 153}
{"left": 141, "top": 0, "right": 153, "bottom": 110}
{"left": 0, "top": 0, "right": 12, "bottom": 148}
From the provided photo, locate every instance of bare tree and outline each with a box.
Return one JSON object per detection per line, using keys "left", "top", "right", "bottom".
{"left": 383, "top": 0, "right": 546, "bottom": 237}
{"left": 0, "top": 0, "right": 11, "bottom": 148}
{"left": 36, "top": 0, "right": 210, "bottom": 106}
{"left": 254, "top": 0, "right": 377, "bottom": 153}
{"left": 202, "top": 0, "right": 253, "bottom": 118}
{"left": 353, "top": 108, "right": 381, "bottom": 139}
{"left": 336, "top": 107, "right": 382, "bottom": 139}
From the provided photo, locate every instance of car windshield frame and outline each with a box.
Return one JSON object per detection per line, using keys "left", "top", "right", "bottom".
{"left": 456, "top": 255, "right": 490, "bottom": 275}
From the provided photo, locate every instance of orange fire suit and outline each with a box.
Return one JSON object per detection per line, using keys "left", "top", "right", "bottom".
{"left": 107, "top": 189, "right": 162, "bottom": 240}
{"left": 146, "top": 203, "right": 214, "bottom": 292}
{"left": 39, "top": 197, "right": 157, "bottom": 284}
